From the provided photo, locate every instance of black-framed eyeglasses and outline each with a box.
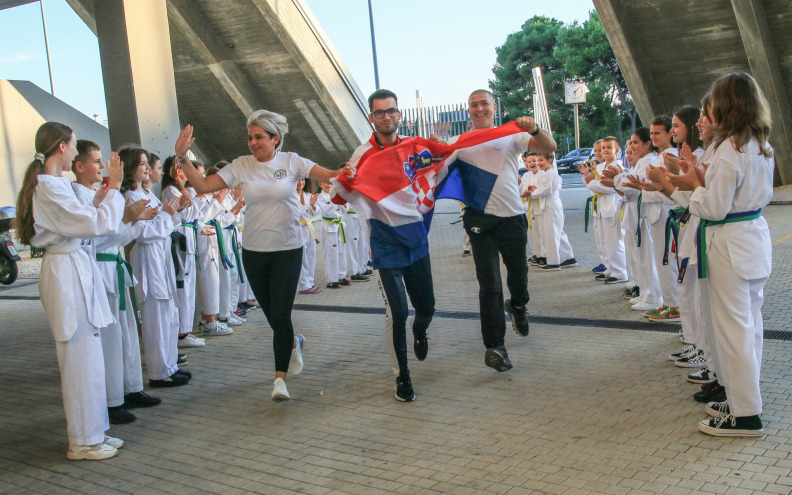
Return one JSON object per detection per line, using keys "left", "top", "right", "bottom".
{"left": 371, "top": 108, "right": 399, "bottom": 119}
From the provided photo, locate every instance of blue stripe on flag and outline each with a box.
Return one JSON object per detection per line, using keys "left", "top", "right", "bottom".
{"left": 368, "top": 218, "right": 429, "bottom": 270}
{"left": 435, "top": 158, "right": 498, "bottom": 211}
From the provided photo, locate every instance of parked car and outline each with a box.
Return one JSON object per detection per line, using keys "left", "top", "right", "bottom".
{"left": 556, "top": 148, "right": 592, "bottom": 174}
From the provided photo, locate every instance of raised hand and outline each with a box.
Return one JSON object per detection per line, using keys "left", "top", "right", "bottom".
{"left": 201, "top": 226, "right": 215, "bottom": 236}
{"left": 342, "top": 161, "right": 356, "bottom": 179}
{"left": 429, "top": 133, "right": 447, "bottom": 145}
{"left": 680, "top": 143, "right": 697, "bottom": 167}
{"left": 162, "top": 197, "right": 181, "bottom": 215}
{"left": 106, "top": 152, "right": 123, "bottom": 189}
{"left": 662, "top": 152, "right": 682, "bottom": 174}
{"left": 122, "top": 198, "right": 150, "bottom": 224}
{"left": 514, "top": 116, "right": 538, "bottom": 133}
{"left": 600, "top": 178, "right": 615, "bottom": 188}
{"left": 141, "top": 206, "right": 158, "bottom": 221}
{"left": 232, "top": 184, "right": 243, "bottom": 202}
{"left": 309, "top": 192, "right": 319, "bottom": 206}
{"left": 175, "top": 125, "right": 195, "bottom": 157}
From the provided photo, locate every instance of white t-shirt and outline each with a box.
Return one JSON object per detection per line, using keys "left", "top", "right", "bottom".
{"left": 448, "top": 132, "right": 533, "bottom": 217}
{"left": 217, "top": 152, "right": 315, "bottom": 252}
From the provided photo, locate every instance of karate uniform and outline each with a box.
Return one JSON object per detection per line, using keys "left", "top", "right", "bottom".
{"left": 72, "top": 182, "right": 144, "bottom": 407}
{"left": 688, "top": 138, "right": 773, "bottom": 417}
{"left": 196, "top": 195, "right": 224, "bottom": 315}
{"left": 614, "top": 152, "right": 661, "bottom": 306}
{"left": 33, "top": 175, "right": 124, "bottom": 446}
{"left": 532, "top": 166, "right": 573, "bottom": 265}
{"left": 297, "top": 191, "right": 319, "bottom": 291}
{"left": 162, "top": 185, "right": 202, "bottom": 333}
{"left": 343, "top": 207, "right": 365, "bottom": 277}
{"left": 317, "top": 191, "right": 347, "bottom": 284}
{"left": 587, "top": 161, "right": 627, "bottom": 280}
{"left": 124, "top": 188, "right": 181, "bottom": 381}
{"left": 521, "top": 170, "right": 545, "bottom": 259}
{"left": 644, "top": 151, "right": 679, "bottom": 308}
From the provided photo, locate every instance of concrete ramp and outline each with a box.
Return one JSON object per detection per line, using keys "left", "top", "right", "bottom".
{"left": 62, "top": 0, "right": 371, "bottom": 166}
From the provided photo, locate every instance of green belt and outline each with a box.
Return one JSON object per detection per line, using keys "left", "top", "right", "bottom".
{"left": 697, "top": 209, "right": 761, "bottom": 279}
{"left": 663, "top": 208, "right": 686, "bottom": 265}
{"left": 584, "top": 193, "right": 602, "bottom": 233}
{"left": 96, "top": 251, "right": 140, "bottom": 319}
{"left": 182, "top": 220, "right": 200, "bottom": 264}
{"left": 322, "top": 217, "right": 346, "bottom": 243}
{"left": 207, "top": 219, "right": 234, "bottom": 269}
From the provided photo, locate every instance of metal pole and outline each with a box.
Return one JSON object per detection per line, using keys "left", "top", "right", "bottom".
{"left": 574, "top": 103, "right": 580, "bottom": 150}
{"left": 368, "top": 0, "right": 380, "bottom": 90}
{"left": 40, "top": 0, "right": 55, "bottom": 95}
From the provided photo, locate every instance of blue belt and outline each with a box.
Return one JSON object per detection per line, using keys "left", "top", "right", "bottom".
{"left": 663, "top": 208, "right": 686, "bottom": 265}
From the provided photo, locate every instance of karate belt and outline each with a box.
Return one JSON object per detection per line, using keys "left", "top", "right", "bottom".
{"left": 322, "top": 217, "right": 346, "bottom": 243}
{"left": 663, "top": 208, "right": 687, "bottom": 266}
{"left": 96, "top": 251, "right": 141, "bottom": 322}
{"left": 695, "top": 209, "right": 762, "bottom": 280}
{"left": 584, "top": 193, "right": 603, "bottom": 233}
{"left": 206, "top": 219, "right": 235, "bottom": 270}
{"left": 182, "top": 220, "right": 200, "bottom": 263}
{"left": 224, "top": 224, "right": 244, "bottom": 283}
{"left": 300, "top": 218, "right": 319, "bottom": 241}
{"left": 635, "top": 193, "right": 643, "bottom": 247}
{"left": 527, "top": 198, "right": 539, "bottom": 229}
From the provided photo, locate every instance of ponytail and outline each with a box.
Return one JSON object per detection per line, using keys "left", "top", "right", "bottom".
{"left": 14, "top": 122, "right": 73, "bottom": 245}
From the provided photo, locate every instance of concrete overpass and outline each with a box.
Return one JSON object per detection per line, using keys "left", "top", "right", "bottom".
{"left": 0, "top": 0, "right": 372, "bottom": 168}
{"left": 594, "top": 0, "right": 792, "bottom": 185}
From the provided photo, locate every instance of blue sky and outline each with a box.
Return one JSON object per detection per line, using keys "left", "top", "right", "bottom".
{"left": 0, "top": 0, "right": 595, "bottom": 122}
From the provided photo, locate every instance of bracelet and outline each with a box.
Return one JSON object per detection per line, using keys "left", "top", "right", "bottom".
{"left": 529, "top": 126, "right": 541, "bottom": 137}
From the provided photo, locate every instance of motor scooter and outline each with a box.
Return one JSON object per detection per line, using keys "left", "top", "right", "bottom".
{"left": 0, "top": 217, "right": 20, "bottom": 285}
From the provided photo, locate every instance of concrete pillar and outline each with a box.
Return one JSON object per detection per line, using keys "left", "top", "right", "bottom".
{"left": 94, "top": 0, "right": 180, "bottom": 157}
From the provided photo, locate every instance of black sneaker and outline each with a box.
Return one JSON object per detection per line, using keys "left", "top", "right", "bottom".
{"left": 363, "top": 268, "right": 373, "bottom": 276}
{"left": 694, "top": 382, "right": 726, "bottom": 403}
{"left": 123, "top": 391, "right": 161, "bottom": 409}
{"left": 687, "top": 366, "right": 715, "bottom": 384}
{"left": 339, "top": 278, "right": 351, "bottom": 286}
{"left": 351, "top": 274, "right": 369, "bottom": 281}
{"left": 706, "top": 401, "right": 730, "bottom": 418}
{"left": 537, "top": 257, "right": 547, "bottom": 266}
{"left": 414, "top": 335, "right": 428, "bottom": 361}
{"left": 395, "top": 374, "right": 416, "bottom": 402}
{"left": 108, "top": 405, "right": 136, "bottom": 425}
{"left": 177, "top": 354, "right": 188, "bottom": 366}
{"left": 484, "top": 346, "right": 513, "bottom": 372}
{"left": 504, "top": 298, "right": 529, "bottom": 337}
{"left": 560, "top": 258, "right": 578, "bottom": 268}
{"left": 631, "top": 286, "right": 640, "bottom": 298}
{"left": 149, "top": 373, "right": 189, "bottom": 388}
{"left": 174, "top": 369, "right": 192, "bottom": 379}
{"left": 698, "top": 415, "right": 763, "bottom": 437}
{"left": 326, "top": 282, "right": 341, "bottom": 288}
{"left": 594, "top": 273, "right": 608, "bottom": 280}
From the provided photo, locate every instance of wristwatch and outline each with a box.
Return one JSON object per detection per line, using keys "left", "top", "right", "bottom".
{"left": 529, "top": 126, "right": 541, "bottom": 136}
{"left": 177, "top": 155, "right": 188, "bottom": 164}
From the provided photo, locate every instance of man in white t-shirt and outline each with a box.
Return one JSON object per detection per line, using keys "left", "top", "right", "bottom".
{"left": 447, "top": 89, "right": 556, "bottom": 372}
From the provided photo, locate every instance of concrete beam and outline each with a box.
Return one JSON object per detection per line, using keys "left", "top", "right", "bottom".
{"left": 731, "top": 0, "right": 792, "bottom": 185}
{"left": 0, "top": 0, "right": 36, "bottom": 10}
{"left": 166, "top": 0, "right": 260, "bottom": 118}
{"left": 593, "top": 0, "right": 662, "bottom": 125}
{"left": 94, "top": 0, "right": 181, "bottom": 157}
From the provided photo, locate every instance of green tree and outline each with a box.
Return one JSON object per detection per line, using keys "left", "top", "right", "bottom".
{"left": 489, "top": 11, "right": 641, "bottom": 152}
{"left": 555, "top": 10, "right": 641, "bottom": 142}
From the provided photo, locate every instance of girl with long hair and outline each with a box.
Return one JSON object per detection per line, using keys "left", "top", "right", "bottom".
{"left": 16, "top": 122, "right": 135, "bottom": 459}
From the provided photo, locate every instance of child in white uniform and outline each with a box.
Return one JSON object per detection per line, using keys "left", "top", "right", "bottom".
{"left": 71, "top": 141, "right": 161, "bottom": 425}
{"left": 585, "top": 137, "right": 627, "bottom": 283}
{"left": 532, "top": 152, "right": 576, "bottom": 270}
{"left": 297, "top": 178, "right": 321, "bottom": 294}
{"left": 121, "top": 147, "right": 189, "bottom": 388}
{"left": 520, "top": 152, "right": 545, "bottom": 265}
{"left": 317, "top": 181, "right": 348, "bottom": 288}
{"left": 661, "top": 73, "right": 773, "bottom": 436}
{"left": 17, "top": 122, "right": 129, "bottom": 460}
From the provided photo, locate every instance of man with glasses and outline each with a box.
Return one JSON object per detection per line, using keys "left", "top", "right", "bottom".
{"left": 447, "top": 89, "right": 556, "bottom": 372}
{"left": 344, "top": 89, "right": 435, "bottom": 402}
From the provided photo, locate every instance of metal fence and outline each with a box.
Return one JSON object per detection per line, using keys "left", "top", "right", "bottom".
{"left": 397, "top": 101, "right": 502, "bottom": 140}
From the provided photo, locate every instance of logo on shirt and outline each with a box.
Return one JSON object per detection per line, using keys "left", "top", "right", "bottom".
{"left": 274, "top": 169, "right": 287, "bottom": 179}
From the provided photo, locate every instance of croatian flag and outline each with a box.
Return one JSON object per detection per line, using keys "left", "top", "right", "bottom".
{"left": 332, "top": 122, "right": 524, "bottom": 269}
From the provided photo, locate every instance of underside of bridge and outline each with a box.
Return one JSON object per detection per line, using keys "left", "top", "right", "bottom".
{"left": 595, "top": 0, "right": 792, "bottom": 185}
{"left": 1, "top": 0, "right": 372, "bottom": 167}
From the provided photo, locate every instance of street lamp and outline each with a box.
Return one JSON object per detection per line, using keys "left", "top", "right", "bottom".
{"left": 368, "top": 0, "right": 380, "bottom": 90}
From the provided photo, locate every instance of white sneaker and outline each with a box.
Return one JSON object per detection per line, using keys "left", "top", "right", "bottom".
{"left": 103, "top": 435, "right": 124, "bottom": 449}
{"left": 631, "top": 301, "right": 657, "bottom": 311}
{"left": 200, "top": 321, "right": 233, "bottom": 336}
{"left": 219, "top": 315, "right": 243, "bottom": 327}
{"left": 290, "top": 335, "right": 305, "bottom": 375}
{"left": 272, "top": 378, "right": 290, "bottom": 402}
{"left": 177, "top": 333, "right": 206, "bottom": 348}
{"left": 625, "top": 281, "right": 636, "bottom": 289}
{"left": 67, "top": 443, "right": 118, "bottom": 460}
{"left": 629, "top": 293, "right": 647, "bottom": 305}
{"left": 230, "top": 314, "right": 246, "bottom": 324}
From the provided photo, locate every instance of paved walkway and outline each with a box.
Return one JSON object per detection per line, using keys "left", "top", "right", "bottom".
{"left": 1, "top": 188, "right": 791, "bottom": 495}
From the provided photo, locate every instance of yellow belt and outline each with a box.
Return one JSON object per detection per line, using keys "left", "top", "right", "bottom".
{"left": 527, "top": 198, "right": 540, "bottom": 229}
{"left": 322, "top": 217, "right": 345, "bottom": 243}
{"left": 300, "top": 218, "right": 318, "bottom": 241}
